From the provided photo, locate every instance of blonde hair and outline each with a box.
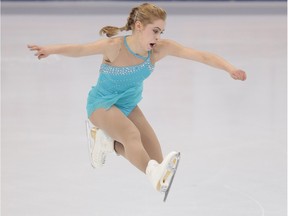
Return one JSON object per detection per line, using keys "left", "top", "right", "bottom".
{"left": 99, "top": 3, "right": 167, "bottom": 37}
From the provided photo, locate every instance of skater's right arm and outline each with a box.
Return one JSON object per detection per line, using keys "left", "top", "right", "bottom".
{"left": 27, "top": 38, "right": 116, "bottom": 60}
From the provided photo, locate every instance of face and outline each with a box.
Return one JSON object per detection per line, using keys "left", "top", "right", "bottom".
{"left": 135, "top": 19, "right": 166, "bottom": 51}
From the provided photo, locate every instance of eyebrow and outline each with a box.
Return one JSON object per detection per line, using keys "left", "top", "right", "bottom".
{"left": 154, "top": 27, "right": 165, "bottom": 32}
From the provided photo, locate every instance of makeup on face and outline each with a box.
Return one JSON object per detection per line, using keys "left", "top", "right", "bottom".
{"left": 153, "top": 27, "right": 165, "bottom": 35}
{"left": 134, "top": 20, "right": 165, "bottom": 51}
{"left": 146, "top": 21, "right": 165, "bottom": 49}
{"left": 148, "top": 27, "right": 164, "bottom": 48}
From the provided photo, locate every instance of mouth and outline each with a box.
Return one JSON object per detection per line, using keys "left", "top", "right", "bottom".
{"left": 149, "top": 43, "right": 156, "bottom": 49}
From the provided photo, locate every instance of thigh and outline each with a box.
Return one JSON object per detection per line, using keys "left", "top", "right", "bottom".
{"left": 128, "top": 106, "right": 163, "bottom": 162}
{"left": 89, "top": 106, "right": 140, "bottom": 145}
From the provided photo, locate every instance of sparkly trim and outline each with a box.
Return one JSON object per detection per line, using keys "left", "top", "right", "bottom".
{"left": 100, "top": 59, "right": 155, "bottom": 76}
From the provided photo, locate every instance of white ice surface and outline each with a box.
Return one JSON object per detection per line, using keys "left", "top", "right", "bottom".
{"left": 2, "top": 3, "right": 287, "bottom": 216}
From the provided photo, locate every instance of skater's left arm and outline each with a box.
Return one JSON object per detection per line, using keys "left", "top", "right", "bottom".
{"left": 158, "top": 39, "right": 247, "bottom": 81}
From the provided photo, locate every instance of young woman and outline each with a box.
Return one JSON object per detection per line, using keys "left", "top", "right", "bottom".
{"left": 28, "top": 3, "right": 246, "bottom": 201}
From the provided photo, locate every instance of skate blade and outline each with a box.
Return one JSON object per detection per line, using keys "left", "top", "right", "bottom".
{"left": 161, "top": 153, "right": 179, "bottom": 186}
{"left": 163, "top": 152, "right": 181, "bottom": 202}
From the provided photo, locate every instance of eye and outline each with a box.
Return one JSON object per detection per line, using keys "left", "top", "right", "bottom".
{"left": 153, "top": 29, "right": 159, "bottom": 34}
{"left": 153, "top": 28, "right": 164, "bottom": 35}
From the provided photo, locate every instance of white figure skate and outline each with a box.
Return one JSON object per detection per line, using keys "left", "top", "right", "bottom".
{"left": 146, "top": 151, "right": 181, "bottom": 202}
{"left": 85, "top": 120, "right": 115, "bottom": 168}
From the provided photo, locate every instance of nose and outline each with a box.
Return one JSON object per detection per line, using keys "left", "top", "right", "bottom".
{"left": 156, "top": 34, "right": 161, "bottom": 41}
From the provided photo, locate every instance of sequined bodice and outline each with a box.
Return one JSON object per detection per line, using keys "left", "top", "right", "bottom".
{"left": 96, "top": 60, "right": 154, "bottom": 94}
{"left": 95, "top": 36, "right": 155, "bottom": 95}
{"left": 87, "top": 36, "right": 155, "bottom": 117}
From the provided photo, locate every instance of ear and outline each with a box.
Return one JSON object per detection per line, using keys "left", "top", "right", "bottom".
{"left": 134, "top": 21, "right": 144, "bottom": 31}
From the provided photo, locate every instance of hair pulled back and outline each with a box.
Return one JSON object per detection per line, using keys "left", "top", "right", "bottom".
{"left": 99, "top": 3, "right": 167, "bottom": 37}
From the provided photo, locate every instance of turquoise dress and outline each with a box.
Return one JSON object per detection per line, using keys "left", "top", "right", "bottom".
{"left": 86, "top": 36, "right": 155, "bottom": 117}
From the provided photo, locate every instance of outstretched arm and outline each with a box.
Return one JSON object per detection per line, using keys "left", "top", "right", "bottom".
{"left": 159, "top": 39, "right": 247, "bottom": 81}
{"left": 27, "top": 38, "right": 110, "bottom": 60}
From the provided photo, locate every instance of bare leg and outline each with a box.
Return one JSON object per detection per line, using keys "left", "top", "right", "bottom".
{"left": 108, "top": 106, "right": 163, "bottom": 163}
{"left": 128, "top": 106, "right": 164, "bottom": 163}
{"left": 89, "top": 106, "right": 150, "bottom": 173}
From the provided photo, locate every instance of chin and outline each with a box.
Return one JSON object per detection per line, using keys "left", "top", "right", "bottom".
{"left": 147, "top": 45, "right": 154, "bottom": 51}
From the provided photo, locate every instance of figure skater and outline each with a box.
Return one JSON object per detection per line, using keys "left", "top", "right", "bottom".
{"left": 28, "top": 3, "right": 246, "bottom": 201}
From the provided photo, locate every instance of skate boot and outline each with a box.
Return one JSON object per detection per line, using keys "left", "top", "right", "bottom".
{"left": 146, "top": 151, "right": 181, "bottom": 202}
{"left": 86, "top": 120, "right": 115, "bottom": 168}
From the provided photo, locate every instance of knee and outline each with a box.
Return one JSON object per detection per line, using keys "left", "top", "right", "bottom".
{"left": 123, "top": 128, "right": 141, "bottom": 144}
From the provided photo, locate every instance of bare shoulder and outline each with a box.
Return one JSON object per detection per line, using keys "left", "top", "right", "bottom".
{"left": 105, "top": 36, "right": 122, "bottom": 47}
{"left": 103, "top": 36, "right": 123, "bottom": 62}
{"left": 99, "top": 36, "right": 122, "bottom": 53}
{"left": 153, "top": 38, "right": 195, "bottom": 61}
{"left": 154, "top": 39, "right": 173, "bottom": 50}
{"left": 92, "top": 36, "right": 122, "bottom": 51}
{"left": 152, "top": 39, "right": 179, "bottom": 62}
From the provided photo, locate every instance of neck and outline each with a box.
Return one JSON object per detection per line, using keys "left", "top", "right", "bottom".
{"left": 126, "top": 35, "right": 148, "bottom": 57}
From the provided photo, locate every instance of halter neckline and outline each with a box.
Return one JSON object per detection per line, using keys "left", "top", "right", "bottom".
{"left": 124, "top": 36, "right": 150, "bottom": 61}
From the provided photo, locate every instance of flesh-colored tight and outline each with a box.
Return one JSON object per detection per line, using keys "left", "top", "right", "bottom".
{"left": 89, "top": 106, "right": 163, "bottom": 173}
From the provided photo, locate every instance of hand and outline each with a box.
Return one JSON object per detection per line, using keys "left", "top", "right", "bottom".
{"left": 27, "top": 44, "right": 50, "bottom": 60}
{"left": 230, "top": 69, "right": 247, "bottom": 81}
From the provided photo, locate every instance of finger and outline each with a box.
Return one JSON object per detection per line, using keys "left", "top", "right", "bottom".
{"left": 239, "top": 71, "right": 246, "bottom": 81}
{"left": 236, "top": 72, "right": 242, "bottom": 80}
{"left": 231, "top": 69, "right": 247, "bottom": 81}
{"left": 28, "top": 44, "right": 36, "bottom": 49}
{"left": 28, "top": 45, "right": 40, "bottom": 51}
{"left": 38, "top": 54, "right": 46, "bottom": 60}
{"left": 243, "top": 72, "right": 247, "bottom": 81}
{"left": 31, "top": 47, "right": 40, "bottom": 51}
{"left": 35, "top": 52, "right": 43, "bottom": 57}
{"left": 232, "top": 74, "right": 238, "bottom": 80}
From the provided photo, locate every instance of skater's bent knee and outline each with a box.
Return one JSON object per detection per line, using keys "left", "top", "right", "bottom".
{"left": 122, "top": 128, "right": 141, "bottom": 144}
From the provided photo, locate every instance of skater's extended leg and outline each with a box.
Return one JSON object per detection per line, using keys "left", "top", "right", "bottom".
{"left": 89, "top": 106, "right": 179, "bottom": 196}
{"left": 89, "top": 106, "right": 150, "bottom": 173}
{"left": 128, "top": 106, "right": 180, "bottom": 197}
{"left": 112, "top": 106, "right": 163, "bottom": 163}
{"left": 128, "top": 106, "right": 164, "bottom": 163}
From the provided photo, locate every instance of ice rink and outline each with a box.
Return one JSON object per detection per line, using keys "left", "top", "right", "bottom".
{"left": 2, "top": 1, "right": 287, "bottom": 216}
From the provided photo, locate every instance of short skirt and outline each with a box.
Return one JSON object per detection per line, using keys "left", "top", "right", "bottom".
{"left": 86, "top": 85, "right": 143, "bottom": 118}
